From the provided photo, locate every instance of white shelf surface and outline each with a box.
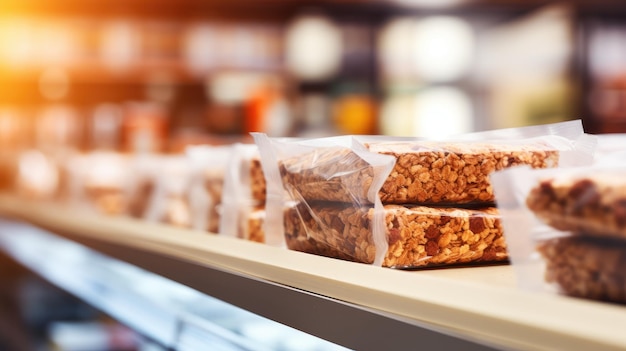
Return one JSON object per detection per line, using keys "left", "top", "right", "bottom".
{"left": 1, "top": 194, "right": 626, "bottom": 351}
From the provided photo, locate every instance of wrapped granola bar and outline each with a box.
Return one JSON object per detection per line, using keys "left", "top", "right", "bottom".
{"left": 285, "top": 202, "right": 506, "bottom": 268}
{"left": 66, "top": 151, "right": 135, "bottom": 215}
{"left": 279, "top": 121, "right": 592, "bottom": 206}
{"left": 144, "top": 155, "right": 195, "bottom": 228}
{"left": 219, "top": 144, "right": 267, "bottom": 240}
{"left": 255, "top": 120, "right": 595, "bottom": 267}
{"left": 488, "top": 158, "right": 626, "bottom": 304}
{"left": 185, "top": 145, "right": 234, "bottom": 233}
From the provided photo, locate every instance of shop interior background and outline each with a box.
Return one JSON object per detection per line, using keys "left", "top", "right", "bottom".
{"left": 2, "top": 1, "right": 626, "bottom": 350}
{"left": 2, "top": 0, "right": 626, "bottom": 156}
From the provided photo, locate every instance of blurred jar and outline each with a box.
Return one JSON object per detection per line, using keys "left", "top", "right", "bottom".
{"left": 332, "top": 93, "right": 377, "bottom": 135}
{"left": 244, "top": 80, "right": 291, "bottom": 136}
{"left": 122, "top": 102, "right": 168, "bottom": 154}
{"left": 16, "top": 150, "right": 60, "bottom": 199}
{"left": 90, "top": 103, "right": 123, "bottom": 151}
{"left": 100, "top": 20, "right": 141, "bottom": 71}
{"left": 35, "top": 105, "right": 83, "bottom": 152}
{"left": 142, "top": 20, "right": 179, "bottom": 61}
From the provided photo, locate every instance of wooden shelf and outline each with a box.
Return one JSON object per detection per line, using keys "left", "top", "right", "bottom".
{"left": 1, "top": 194, "right": 626, "bottom": 350}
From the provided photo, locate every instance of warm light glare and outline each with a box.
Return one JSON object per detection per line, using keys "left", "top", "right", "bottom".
{"left": 18, "top": 150, "right": 60, "bottom": 197}
{"left": 36, "top": 105, "right": 80, "bottom": 148}
{"left": 413, "top": 16, "right": 474, "bottom": 82}
{"left": 207, "top": 72, "right": 274, "bottom": 104}
{"left": 413, "top": 87, "right": 473, "bottom": 138}
{"left": 92, "top": 104, "right": 123, "bottom": 150}
{"left": 0, "top": 19, "right": 35, "bottom": 67}
{"left": 285, "top": 15, "right": 342, "bottom": 81}
{"left": 378, "top": 18, "right": 415, "bottom": 82}
{"left": 184, "top": 24, "right": 216, "bottom": 75}
{"left": 38, "top": 23, "right": 78, "bottom": 65}
{"left": 100, "top": 21, "right": 141, "bottom": 70}
{"left": 85, "top": 152, "right": 129, "bottom": 187}
{"left": 379, "top": 94, "right": 416, "bottom": 136}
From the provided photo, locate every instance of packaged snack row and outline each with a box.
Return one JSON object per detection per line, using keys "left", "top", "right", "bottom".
{"left": 253, "top": 120, "right": 596, "bottom": 268}
{"left": 10, "top": 144, "right": 270, "bottom": 243}
{"left": 491, "top": 147, "right": 626, "bottom": 304}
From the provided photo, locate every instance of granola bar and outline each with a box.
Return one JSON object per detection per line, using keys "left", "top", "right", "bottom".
{"left": 538, "top": 236, "right": 626, "bottom": 303}
{"left": 284, "top": 203, "right": 507, "bottom": 268}
{"left": 279, "top": 147, "right": 373, "bottom": 204}
{"left": 527, "top": 173, "right": 626, "bottom": 239}
{"left": 280, "top": 142, "right": 558, "bottom": 205}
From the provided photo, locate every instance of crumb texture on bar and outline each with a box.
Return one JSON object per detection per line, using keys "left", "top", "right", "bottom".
{"left": 284, "top": 203, "right": 507, "bottom": 268}
{"left": 280, "top": 143, "right": 558, "bottom": 205}
{"left": 527, "top": 173, "right": 626, "bottom": 239}
{"left": 373, "top": 142, "right": 558, "bottom": 204}
{"left": 538, "top": 236, "right": 626, "bottom": 304}
{"left": 280, "top": 148, "right": 373, "bottom": 204}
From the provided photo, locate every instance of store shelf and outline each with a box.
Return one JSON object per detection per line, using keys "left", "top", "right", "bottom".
{"left": 1, "top": 194, "right": 626, "bottom": 351}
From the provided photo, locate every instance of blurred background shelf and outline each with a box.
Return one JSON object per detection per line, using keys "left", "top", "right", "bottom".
{"left": 3, "top": 0, "right": 626, "bottom": 152}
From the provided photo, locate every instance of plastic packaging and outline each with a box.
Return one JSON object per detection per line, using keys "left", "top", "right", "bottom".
{"left": 185, "top": 145, "right": 234, "bottom": 233}
{"left": 254, "top": 120, "right": 596, "bottom": 267}
{"left": 285, "top": 202, "right": 507, "bottom": 268}
{"left": 66, "top": 151, "right": 134, "bottom": 215}
{"left": 490, "top": 157, "right": 626, "bottom": 303}
{"left": 219, "top": 144, "right": 267, "bottom": 241}
{"left": 143, "top": 155, "right": 194, "bottom": 228}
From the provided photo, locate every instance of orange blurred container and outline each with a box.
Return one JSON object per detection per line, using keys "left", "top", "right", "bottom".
{"left": 121, "top": 102, "right": 168, "bottom": 154}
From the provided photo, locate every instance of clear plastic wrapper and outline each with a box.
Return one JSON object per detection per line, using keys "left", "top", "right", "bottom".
{"left": 125, "top": 154, "right": 165, "bottom": 218}
{"left": 490, "top": 160, "right": 626, "bottom": 304}
{"left": 285, "top": 202, "right": 506, "bottom": 268}
{"left": 66, "top": 151, "right": 134, "bottom": 215}
{"left": 279, "top": 121, "right": 593, "bottom": 206}
{"left": 144, "top": 155, "right": 194, "bottom": 228}
{"left": 185, "top": 145, "right": 234, "bottom": 233}
{"left": 595, "top": 133, "right": 626, "bottom": 162}
{"left": 254, "top": 120, "right": 596, "bottom": 267}
{"left": 219, "top": 144, "right": 267, "bottom": 241}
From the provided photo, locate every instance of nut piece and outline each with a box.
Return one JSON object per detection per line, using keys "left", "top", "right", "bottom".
{"left": 280, "top": 142, "right": 559, "bottom": 205}
{"left": 537, "top": 236, "right": 626, "bottom": 303}
{"left": 527, "top": 172, "right": 626, "bottom": 240}
{"left": 284, "top": 203, "right": 507, "bottom": 268}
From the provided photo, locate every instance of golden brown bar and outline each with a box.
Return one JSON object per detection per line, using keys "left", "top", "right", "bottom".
{"left": 538, "top": 236, "right": 626, "bottom": 304}
{"left": 284, "top": 203, "right": 507, "bottom": 268}
{"left": 280, "top": 142, "right": 558, "bottom": 205}
{"left": 527, "top": 173, "right": 626, "bottom": 240}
